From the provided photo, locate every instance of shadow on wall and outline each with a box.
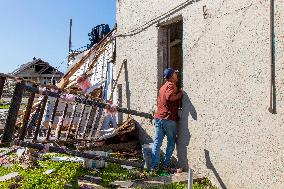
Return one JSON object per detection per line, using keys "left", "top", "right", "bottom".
{"left": 134, "top": 119, "right": 153, "bottom": 144}
{"left": 176, "top": 91, "right": 197, "bottom": 170}
{"left": 205, "top": 149, "right": 228, "bottom": 189}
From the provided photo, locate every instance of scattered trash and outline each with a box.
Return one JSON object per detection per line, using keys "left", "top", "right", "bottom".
{"left": 16, "top": 148, "right": 26, "bottom": 158}
{"left": 44, "top": 169, "right": 54, "bottom": 175}
{"left": 0, "top": 172, "right": 19, "bottom": 182}
{"left": 121, "top": 165, "right": 134, "bottom": 170}
{"left": 83, "top": 151, "right": 108, "bottom": 169}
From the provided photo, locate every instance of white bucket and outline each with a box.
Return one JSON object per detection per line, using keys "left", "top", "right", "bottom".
{"left": 142, "top": 143, "right": 153, "bottom": 169}
{"left": 83, "top": 151, "right": 108, "bottom": 169}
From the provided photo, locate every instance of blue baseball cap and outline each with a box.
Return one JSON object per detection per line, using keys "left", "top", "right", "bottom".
{"left": 163, "top": 68, "right": 178, "bottom": 79}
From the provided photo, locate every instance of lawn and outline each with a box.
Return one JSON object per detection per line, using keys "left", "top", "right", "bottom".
{"left": 0, "top": 151, "right": 218, "bottom": 189}
{"left": 0, "top": 105, "right": 10, "bottom": 109}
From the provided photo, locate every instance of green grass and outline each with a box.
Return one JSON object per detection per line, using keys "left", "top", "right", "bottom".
{"left": 0, "top": 152, "right": 218, "bottom": 189}
{"left": 0, "top": 104, "right": 10, "bottom": 109}
{"left": 138, "top": 178, "right": 218, "bottom": 189}
{"left": 0, "top": 153, "right": 93, "bottom": 189}
{"left": 0, "top": 160, "right": 91, "bottom": 189}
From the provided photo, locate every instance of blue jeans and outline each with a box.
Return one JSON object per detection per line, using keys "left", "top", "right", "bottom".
{"left": 151, "top": 118, "right": 177, "bottom": 169}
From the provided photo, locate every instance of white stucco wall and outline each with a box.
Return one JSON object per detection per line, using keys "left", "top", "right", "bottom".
{"left": 116, "top": 0, "right": 284, "bottom": 188}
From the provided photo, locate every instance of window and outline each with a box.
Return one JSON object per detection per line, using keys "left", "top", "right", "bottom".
{"left": 158, "top": 18, "right": 183, "bottom": 89}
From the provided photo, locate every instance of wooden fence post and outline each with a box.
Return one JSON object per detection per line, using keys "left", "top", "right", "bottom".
{"left": 75, "top": 103, "right": 87, "bottom": 139}
{"left": 46, "top": 98, "right": 59, "bottom": 140}
{"left": 19, "top": 88, "right": 36, "bottom": 140}
{"left": 55, "top": 103, "right": 68, "bottom": 140}
{"left": 33, "top": 95, "right": 48, "bottom": 140}
{"left": 66, "top": 102, "right": 78, "bottom": 140}
{"left": 82, "top": 106, "right": 94, "bottom": 138}
{"left": 1, "top": 80, "right": 25, "bottom": 143}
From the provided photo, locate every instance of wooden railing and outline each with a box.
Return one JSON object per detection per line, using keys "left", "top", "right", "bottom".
{"left": 0, "top": 74, "right": 153, "bottom": 167}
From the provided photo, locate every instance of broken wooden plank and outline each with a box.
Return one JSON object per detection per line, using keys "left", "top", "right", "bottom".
{"left": 110, "top": 180, "right": 134, "bottom": 188}
{"left": 46, "top": 98, "right": 59, "bottom": 140}
{"left": 19, "top": 88, "right": 36, "bottom": 140}
{"left": 65, "top": 102, "right": 78, "bottom": 140}
{"left": 88, "top": 107, "right": 100, "bottom": 139}
{"left": 79, "top": 175, "right": 102, "bottom": 184}
{"left": 75, "top": 103, "right": 87, "bottom": 139}
{"left": 81, "top": 106, "right": 94, "bottom": 139}
{"left": 2, "top": 80, "right": 25, "bottom": 143}
{"left": 55, "top": 103, "right": 68, "bottom": 140}
{"left": 94, "top": 109, "right": 106, "bottom": 139}
{"left": 0, "top": 172, "right": 19, "bottom": 182}
{"left": 33, "top": 95, "right": 48, "bottom": 140}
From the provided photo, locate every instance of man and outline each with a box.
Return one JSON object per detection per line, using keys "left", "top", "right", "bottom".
{"left": 151, "top": 67, "right": 183, "bottom": 171}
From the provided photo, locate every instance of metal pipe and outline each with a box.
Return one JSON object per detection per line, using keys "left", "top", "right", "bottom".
{"left": 269, "top": 0, "right": 276, "bottom": 114}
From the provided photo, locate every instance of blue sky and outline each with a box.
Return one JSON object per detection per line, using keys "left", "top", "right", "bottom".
{"left": 0, "top": 0, "right": 116, "bottom": 73}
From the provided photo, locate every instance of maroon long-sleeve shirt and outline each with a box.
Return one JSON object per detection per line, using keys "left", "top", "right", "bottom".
{"left": 154, "top": 81, "right": 183, "bottom": 121}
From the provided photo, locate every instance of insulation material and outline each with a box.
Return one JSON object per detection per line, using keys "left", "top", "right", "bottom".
{"left": 67, "top": 50, "right": 90, "bottom": 68}
{"left": 68, "top": 41, "right": 115, "bottom": 87}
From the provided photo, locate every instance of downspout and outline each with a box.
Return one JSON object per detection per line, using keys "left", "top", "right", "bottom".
{"left": 268, "top": 0, "right": 277, "bottom": 114}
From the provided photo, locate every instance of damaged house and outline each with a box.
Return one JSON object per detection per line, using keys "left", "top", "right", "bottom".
{"left": 11, "top": 26, "right": 141, "bottom": 152}
{"left": 0, "top": 1, "right": 283, "bottom": 188}
{"left": 115, "top": 0, "right": 284, "bottom": 188}
{"left": 11, "top": 57, "right": 63, "bottom": 85}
